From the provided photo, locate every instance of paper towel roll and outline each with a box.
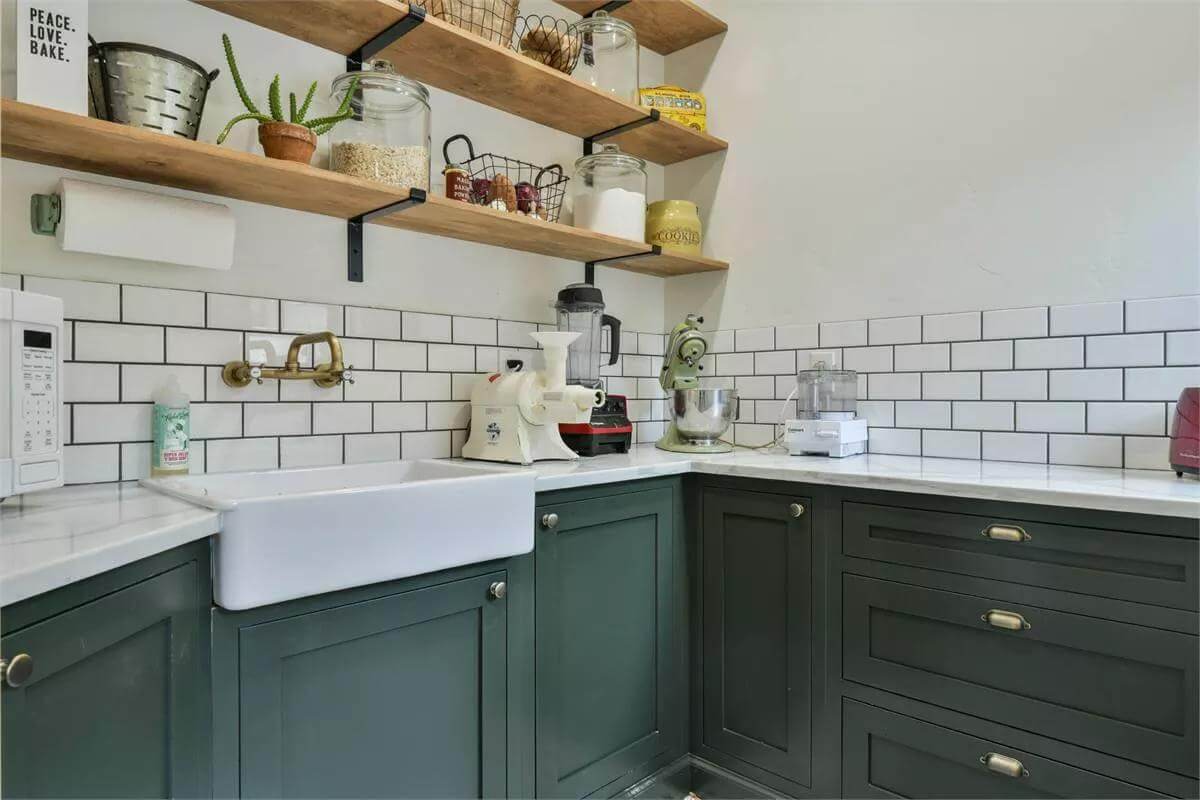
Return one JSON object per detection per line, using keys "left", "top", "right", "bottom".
{"left": 56, "top": 178, "right": 236, "bottom": 270}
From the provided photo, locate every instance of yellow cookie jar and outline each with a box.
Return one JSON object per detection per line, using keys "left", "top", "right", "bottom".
{"left": 645, "top": 200, "right": 702, "bottom": 255}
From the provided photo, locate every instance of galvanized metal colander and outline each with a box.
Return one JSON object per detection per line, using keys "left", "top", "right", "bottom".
{"left": 87, "top": 38, "right": 219, "bottom": 140}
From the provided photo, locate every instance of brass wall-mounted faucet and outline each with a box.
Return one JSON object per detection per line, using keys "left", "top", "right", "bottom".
{"left": 222, "top": 331, "right": 354, "bottom": 389}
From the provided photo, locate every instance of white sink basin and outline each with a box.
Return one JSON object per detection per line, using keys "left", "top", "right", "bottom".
{"left": 142, "top": 460, "right": 535, "bottom": 610}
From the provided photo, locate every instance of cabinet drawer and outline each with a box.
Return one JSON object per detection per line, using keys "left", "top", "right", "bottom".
{"left": 843, "top": 575, "right": 1199, "bottom": 777}
{"left": 842, "top": 699, "right": 1167, "bottom": 798}
{"left": 843, "top": 501, "right": 1199, "bottom": 610}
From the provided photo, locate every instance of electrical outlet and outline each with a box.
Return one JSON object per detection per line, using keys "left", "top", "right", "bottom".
{"left": 804, "top": 350, "right": 839, "bottom": 370}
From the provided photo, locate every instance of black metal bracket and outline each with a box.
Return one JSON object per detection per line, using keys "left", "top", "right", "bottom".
{"left": 583, "top": 109, "right": 659, "bottom": 155}
{"left": 347, "top": 4, "right": 426, "bottom": 69}
{"left": 348, "top": 190, "right": 427, "bottom": 282}
{"left": 586, "top": 0, "right": 632, "bottom": 17}
{"left": 584, "top": 245, "right": 661, "bottom": 284}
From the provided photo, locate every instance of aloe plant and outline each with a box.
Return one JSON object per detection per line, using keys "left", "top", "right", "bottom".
{"left": 216, "top": 34, "right": 359, "bottom": 144}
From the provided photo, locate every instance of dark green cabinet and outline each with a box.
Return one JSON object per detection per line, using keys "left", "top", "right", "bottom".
{"left": 232, "top": 571, "right": 511, "bottom": 799}
{"left": 694, "top": 484, "right": 822, "bottom": 796}
{"left": 0, "top": 543, "right": 211, "bottom": 799}
{"left": 535, "top": 481, "right": 685, "bottom": 798}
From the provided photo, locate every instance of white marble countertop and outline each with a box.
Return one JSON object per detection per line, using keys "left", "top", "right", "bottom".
{"left": 0, "top": 483, "right": 220, "bottom": 607}
{"left": 3, "top": 447, "right": 1196, "bottom": 607}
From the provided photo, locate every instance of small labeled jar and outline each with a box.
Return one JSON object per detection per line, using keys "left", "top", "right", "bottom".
{"left": 572, "top": 10, "right": 638, "bottom": 103}
{"left": 573, "top": 144, "right": 646, "bottom": 241}
{"left": 329, "top": 60, "right": 431, "bottom": 190}
{"left": 645, "top": 200, "right": 702, "bottom": 255}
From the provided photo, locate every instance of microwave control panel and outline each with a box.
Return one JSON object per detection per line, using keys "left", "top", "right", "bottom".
{"left": 17, "top": 326, "right": 58, "bottom": 456}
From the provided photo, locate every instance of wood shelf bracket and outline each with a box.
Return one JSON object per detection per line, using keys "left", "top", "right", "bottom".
{"left": 585, "top": 245, "right": 661, "bottom": 284}
{"left": 347, "top": 189, "right": 427, "bottom": 282}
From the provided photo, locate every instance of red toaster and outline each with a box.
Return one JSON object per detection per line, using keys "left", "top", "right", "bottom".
{"left": 1169, "top": 387, "right": 1199, "bottom": 477}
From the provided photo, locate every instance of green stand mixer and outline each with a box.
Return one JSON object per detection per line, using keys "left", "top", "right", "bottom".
{"left": 656, "top": 314, "right": 739, "bottom": 453}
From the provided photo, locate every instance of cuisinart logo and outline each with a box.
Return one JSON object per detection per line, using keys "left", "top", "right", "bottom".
{"left": 16, "top": 0, "right": 87, "bottom": 114}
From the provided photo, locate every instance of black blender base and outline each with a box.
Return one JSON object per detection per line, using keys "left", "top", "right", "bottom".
{"left": 562, "top": 431, "right": 632, "bottom": 457}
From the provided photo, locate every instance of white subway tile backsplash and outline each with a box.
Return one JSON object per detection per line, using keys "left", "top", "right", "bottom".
{"left": 1125, "top": 295, "right": 1200, "bottom": 332}
{"left": 732, "top": 423, "right": 774, "bottom": 447}
{"left": 208, "top": 294, "right": 278, "bottom": 331}
{"left": 345, "top": 433, "right": 400, "bottom": 464}
{"left": 708, "top": 330, "right": 734, "bottom": 353}
{"left": 981, "top": 370, "right": 1047, "bottom": 400}
{"left": 1085, "top": 333, "right": 1163, "bottom": 367}
{"left": 120, "top": 442, "right": 151, "bottom": 481}
{"left": 373, "top": 402, "right": 427, "bottom": 432}
{"left": 606, "top": 377, "right": 638, "bottom": 398}
{"left": 982, "top": 307, "right": 1047, "bottom": 340}
{"left": 869, "top": 373, "right": 922, "bottom": 400}
{"left": 74, "top": 404, "right": 151, "bottom": 443}
{"left": 857, "top": 373, "right": 868, "bottom": 400}
{"left": 618, "top": 355, "right": 651, "bottom": 377}
{"left": 1049, "top": 369, "right": 1122, "bottom": 401}
{"left": 498, "top": 320, "right": 538, "bottom": 348}
{"left": 375, "top": 340, "right": 426, "bottom": 371}
{"left": 1016, "top": 402, "right": 1085, "bottom": 433}
{"left": 868, "top": 427, "right": 921, "bottom": 456}
{"left": 207, "top": 437, "right": 278, "bottom": 473}
{"left": 775, "top": 323, "right": 818, "bottom": 349}
{"left": 314, "top": 403, "right": 372, "bottom": 434}
{"left": 121, "top": 285, "right": 205, "bottom": 326}
{"left": 982, "top": 432, "right": 1047, "bottom": 464}
{"left": 75, "top": 322, "right": 163, "bottom": 363}
{"left": 1125, "top": 366, "right": 1200, "bottom": 401}
{"left": 121, "top": 365, "right": 204, "bottom": 403}
{"left": 735, "top": 327, "right": 774, "bottom": 352}
{"left": 244, "top": 403, "right": 310, "bottom": 437}
{"left": 735, "top": 376, "right": 776, "bottom": 400}
{"left": 952, "top": 401, "right": 1013, "bottom": 431}
{"left": 453, "top": 316, "right": 497, "bottom": 345}
{"left": 1049, "top": 434, "right": 1122, "bottom": 468}
{"left": 345, "top": 371, "right": 401, "bottom": 401}
{"left": 1086, "top": 402, "right": 1164, "bottom": 436}
{"left": 896, "top": 401, "right": 951, "bottom": 429}
{"left": 64, "top": 444, "right": 119, "bottom": 483}
{"left": 64, "top": 363, "right": 119, "bottom": 402}
{"left": 427, "top": 401, "right": 470, "bottom": 430}
{"left": 0, "top": 273, "right": 22, "bottom": 290}
{"left": 475, "top": 347, "right": 498, "bottom": 372}
{"left": 636, "top": 421, "right": 666, "bottom": 445}
{"left": 25, "top": 276, "right": 120, "bottom": 321}
{"left": 923, "top": 312, "right": 980, "bottom": 342}
{"left": 1166, "top": 331, "right": 1200, "bottom": 366}
{"left": 755, "top": 350, "right": 796, "bottom": 375}
{"left": 843, "top": 346, "right": 892, "bottom": 373}
{"left": 426, "top": 344, "right": 476, "bottom": 372}
{"left": 638, "top": 378, "right": 668, "bottom": 399}
{"left": 715, "top": 352, "right": 754, "bottom": 376}
{"left": 819, "top": 320, "right": 867, "bottom": 347}
{"left": 345, "top": 307, "right": 402, "bottom": 340}
{"left": 452, "top": 373, "right": 480, "bottom": 401}
{"left": 1014, "top": 337, "right": 1083, "bottom": 369}
{"left": 1050, "top": 301, "right": 1123, "bottom": 336}
{"left": 280, "top": 379, "right": 342, "bottom": 402}
{"left": 403, "top": 430, "right": 451, "bottom": 459}
{"left": 191, "top": 403, "right": 242, "bottom": 439}
{"left": 281, "top": 301, "right": 343, "bottom": 335}
{"left": 400, "top": 311, "right": 450, "bottom": 342}
{"left": 923, "top": 429, "right": 980, "bottom": 459}
{"left": 922, "top": 372, "right": 980, "bottom": 401}
{"left": 166, "top": 328, "right": 242, "bottom": 365}
{"left": 403, "top": 372, "right": 451, "bottom": 401}
{"left": 206, "top": 366, "right": 277, "bottom": 402}
{"left": 754, "top": 400, "right": 796, "bottom": 424}
{"left": 895, "top": 343, "right": 949, "bottom": 372}
{"left": 280, "top": 436, "right": 343, "bottom": 468}
{"left": 637, "top": 333, "right": 664, "bottom": 355}
{"left": 1124, "top": 437, "right": 1171, "bottom": 471}
{"left": 856, "top": 400, "right": 895, "bottom": 427}
{"left": 868, "top": 316, "right": 921, "bottom": 345}
{"left": 951, "top": 340, "right": 1012, "bottom": 371}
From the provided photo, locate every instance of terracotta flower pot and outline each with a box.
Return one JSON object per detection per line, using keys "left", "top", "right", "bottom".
{"left": 258, "top": 122, "right": 317, "bottom": 164}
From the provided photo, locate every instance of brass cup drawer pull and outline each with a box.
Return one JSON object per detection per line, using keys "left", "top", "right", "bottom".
{"left": 982, "top": 524, "right": 1030, "bottom": 542}
{"left": 980, "top": 752, "right": 1028, "bottom": 778}
{"left": 981, "top": 609, "right": 1031, "bottom": 631}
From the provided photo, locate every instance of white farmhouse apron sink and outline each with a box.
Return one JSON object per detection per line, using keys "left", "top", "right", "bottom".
{"left": 142, "top": 460, "right": 534, "bottom": 610}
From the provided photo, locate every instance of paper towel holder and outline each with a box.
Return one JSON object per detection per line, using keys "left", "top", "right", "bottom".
{"left": 30, "top": 194, "right": 62, "bottom": 236}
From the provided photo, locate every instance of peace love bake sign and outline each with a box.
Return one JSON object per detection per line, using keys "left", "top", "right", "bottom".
{"left": 15, "top": 0, "right": 88, "bottom": 114}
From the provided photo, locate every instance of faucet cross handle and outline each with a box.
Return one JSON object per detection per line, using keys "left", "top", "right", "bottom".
{"left": 342, "top": 366, "right": 356, "bottom": 385}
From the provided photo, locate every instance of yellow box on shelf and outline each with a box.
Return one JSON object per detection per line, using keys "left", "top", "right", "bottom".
{"left": 638, "top": 85, "right": 706, "bottom": 133}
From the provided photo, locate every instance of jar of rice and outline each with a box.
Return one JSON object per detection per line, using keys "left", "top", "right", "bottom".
{"left": 329, "top": 60, "right": 431, "bottom": 191}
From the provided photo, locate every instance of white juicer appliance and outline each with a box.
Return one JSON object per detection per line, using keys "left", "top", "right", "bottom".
{"left": 785, "top": 359, "right": 867, "bottom": 457}
{"left": 462, "top": 331, "right": 606, "bottom": 465}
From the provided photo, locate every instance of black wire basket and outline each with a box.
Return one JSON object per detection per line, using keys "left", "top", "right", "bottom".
{"left": 444, "top": 134, "right": 569, "bottom": 223}
{"left": 513, "top": 15, "right": 583, "bottom": 74}
{"left": 423, "top": 0, "right": 519, "bottom": 47}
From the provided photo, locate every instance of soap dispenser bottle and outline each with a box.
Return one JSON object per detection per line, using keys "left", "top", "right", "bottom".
{"left": 151, "top": 375, "right": 191, "bottom": 477}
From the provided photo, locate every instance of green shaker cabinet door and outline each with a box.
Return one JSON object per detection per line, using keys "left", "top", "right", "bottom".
{"left": 535, "top": 487, "right": 681, "bottom": 798}
{"left": 238, "top": 572, "right": 509, "bottom": 799}
{"left": 700, "top": 487, "right": 814, "bottom": 788}
{"left": 1, "top": 562, "right": 209, "bottom": 799}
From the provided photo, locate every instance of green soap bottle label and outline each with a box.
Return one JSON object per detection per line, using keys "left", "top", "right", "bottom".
{"left": 153, "top": 405, "right": 190, "bottom": 470}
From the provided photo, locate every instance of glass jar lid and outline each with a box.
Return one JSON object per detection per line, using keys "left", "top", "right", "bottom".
{"left": 331, "top": 59, "right": 430, "bottom": 113}
{"left": 574, "top": 143, "right": 646, "bottom": 175}
{"left": 574, "top": 9, "right": 636, "bottom": 43}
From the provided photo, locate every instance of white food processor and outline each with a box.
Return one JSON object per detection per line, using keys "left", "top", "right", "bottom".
{"left": 785, "top": 360, "right": 867, "bottom": 457}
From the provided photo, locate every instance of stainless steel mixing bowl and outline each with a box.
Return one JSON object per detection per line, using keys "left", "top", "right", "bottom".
{"left": 669, "top": 388, "right": 739, "bottom": 444}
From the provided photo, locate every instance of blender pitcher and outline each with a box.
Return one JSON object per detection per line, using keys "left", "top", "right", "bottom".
{"left": 555, "top": 283, "right": 620, "bottom": 388}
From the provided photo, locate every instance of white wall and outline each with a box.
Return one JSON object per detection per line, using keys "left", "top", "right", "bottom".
{"left": 1, "top": 0, "right": 667, "bottom": 332}
{"left": 666, "top": 0, "right": 1199, "bottom": 330}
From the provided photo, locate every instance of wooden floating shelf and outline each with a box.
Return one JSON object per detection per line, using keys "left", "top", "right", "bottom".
{"left": 554, "top": 0, "right": 727, "bottom": 55}
{"left": 0, "top": 100, "right": 728, "bottom": 279}
{"left": 192, "top": 0, "right": 727, "bottom": 165}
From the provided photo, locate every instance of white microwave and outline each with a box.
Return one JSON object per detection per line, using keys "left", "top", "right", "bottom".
{"left": 0, "top": 288, "right": 64, "bottom": 499}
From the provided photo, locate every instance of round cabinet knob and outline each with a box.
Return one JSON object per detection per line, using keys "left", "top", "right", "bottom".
{"left": 541, "top": 513, "right": 559, "bottom": 530}
{"left": 789, "top": 503, "right": 805, "bottom": 518}
{"left": 0, "top": 653, "right": 34, "bottom": 688}
{"left": 489, "top": 581, "right": 507, "bottom": 600}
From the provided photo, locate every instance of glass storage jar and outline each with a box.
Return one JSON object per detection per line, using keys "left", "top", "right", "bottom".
{"left": 572, "top": 10, "right": 638, "bottom": 103}
{"left": 329, "top": 60, "right": 430, "bottom": 190}
{"left": 573, "top": 144, "right": 647, "bottom": 241}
